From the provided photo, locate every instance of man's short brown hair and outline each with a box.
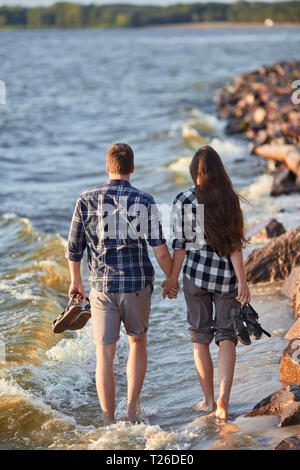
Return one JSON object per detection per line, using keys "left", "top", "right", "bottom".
{"left": 106, "top": 143, "right": 134, "bottom": 175}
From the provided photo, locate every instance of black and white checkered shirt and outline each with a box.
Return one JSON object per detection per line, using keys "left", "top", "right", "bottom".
{"left": 172, "top": 188, "right": 237, "bottom": 294}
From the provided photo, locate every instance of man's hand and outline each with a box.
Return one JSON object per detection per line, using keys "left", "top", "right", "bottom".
{"left": 162, "top": 277, "right": 180, "bottom": 299}
{"left": 68, "top": 260, "right": 86, "bottom": 301}
{"left": 68, "top": 280, "right": 86, "bottom": 302}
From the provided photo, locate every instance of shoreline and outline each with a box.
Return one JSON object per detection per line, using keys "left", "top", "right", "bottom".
{"left": 0, "top": 22, "right": 299, "bottom": 31}
{"left": 147, "top": 21, "right": 300, "bottom": 30}
{"left": 219, "top": 60, "right": 300, "bottom": 448}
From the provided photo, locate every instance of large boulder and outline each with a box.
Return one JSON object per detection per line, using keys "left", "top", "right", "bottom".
{"left": 293, "top": 280, "right": 300, "bottom": 319}
{"left": 244, "top": 226, "right": 300, "bottom": 283}
{"left": 245, "top": 384, "right": 300, "bottom": 427}
{"left": 274, "top": 434, "right": 300, "bottom": 450}
{"left": 282, "top": 267, "right": 300, "bottom": 320}
{"left": 285, "top": 318, "right": 300, "bottom": 341}
{"left": 245, "top": 218, "right": 286, "bottom": 242}
{"left": 282, "top": 267, "right": 300, "bottom": 299}
{"left": 253, "top": 144, "right": 300, "bottom": 182}
{"left": 280, "top": 339, "right": 300, "bottom": 384}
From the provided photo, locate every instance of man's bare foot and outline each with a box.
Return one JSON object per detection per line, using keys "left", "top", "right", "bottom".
{"left": 215, "top": 398, "right": 228, "bottom": 421}
{"left": 126, "top": 402, "right": 138, "bottom": 423}
{"left": 194, "top": 400, "right": 216, "bottom": 413}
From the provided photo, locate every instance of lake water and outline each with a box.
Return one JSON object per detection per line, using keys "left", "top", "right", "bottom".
{"left": 0, "top": 26, "right": 300, "bottom": 450}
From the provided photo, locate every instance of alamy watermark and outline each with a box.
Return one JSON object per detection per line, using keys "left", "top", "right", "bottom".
{"left": 91, "top": 199, "right": 205, "bottom": 250}
{"left": 291, "top": 80, "right": 300, "bottom": 105}
{"left": 0, "top": 80, "right": 6, "bottom": 104}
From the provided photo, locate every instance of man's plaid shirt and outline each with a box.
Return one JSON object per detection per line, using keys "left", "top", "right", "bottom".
{"left": 66, "top": 179, "right": 166, "bottom": 293}
{"left": 172, "top": 188, "right": 237, "bottom": 294}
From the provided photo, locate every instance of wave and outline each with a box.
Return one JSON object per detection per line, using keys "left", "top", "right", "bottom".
{"left": 0, "top": 215, "right": 194, "bottom": 450}
{"left": 181, "top": 111, "right": 216, "bottom": 149}
{"left": 166, "top": 135, "right": 250, "bottom": 187}
{"left": 0, "top": 213, "right": 71, "bottom": 369}
{"left": 0, "top": 326, "right": 197, "bottom": 450}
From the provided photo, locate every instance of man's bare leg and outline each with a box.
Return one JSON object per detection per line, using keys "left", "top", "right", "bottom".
{"left": 95, "top": 343, "right": 116, "bottom": 426}
{"left": 126, "top": 335, "right": 147, "bottom": 422}
{"left": 193, "top": 343, "right": 216, "bottom": 412}
{"left": 216, "top": 339, "right": 236, "bottom": 421}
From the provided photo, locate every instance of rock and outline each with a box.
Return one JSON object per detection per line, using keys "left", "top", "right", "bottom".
{"left": 282, "top": 266, "right": 300, "bottom": 320}
{"left": 285, "top": 319, "right": 300, "bottom": 341}
{"left": 280, "top": 339, "right": 300, "bottom": 384}
{"left": 253, "top": 107, "right": 267, "bottom": 125}
{"left": 282, "top": 267, "right": 300, "bottom": 299}
{"left": 274, "top": 434, "right": 300, "bottom": 450}
{"left": 255, "top": 129, "right": 269, "bottom": 145}
{"left": 293, "top": 285, "right": 300, "bottom": 319}
{"left": 218, "top": 61, "right": 300, "bottom": 155}
{"left": 270, "top": 166, "right": 299, "bottom": 197}
{"left": 245, "top": 384, "right": 300, "bottom": 427}
{"left": 225, "top": 119, "right": 247, "bottom": 135}
{"left": 244, "top": 226, "right": 300, "bottom": 283}
{"left": 253, "top": 144, "right": 300, "bottom": 180}
{"left": 271, "top": 180, "right": 300, "bottom": 197}
{"left": 245, "top": 218, "right": 286, "bottom": 242}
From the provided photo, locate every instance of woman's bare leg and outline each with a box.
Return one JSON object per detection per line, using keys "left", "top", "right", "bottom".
{"left": 216, "top": 339, "right": 236, "bottom": 421}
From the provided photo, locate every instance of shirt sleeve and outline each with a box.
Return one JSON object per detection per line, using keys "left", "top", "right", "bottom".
{"left": 146, "top": 197, "right": 166, "bottom": 247}
{"left": 172, "top": 195, "right": 186, "bottom": 250}
{"left": 65, "top": 197, "right": 87, "bottom": 262}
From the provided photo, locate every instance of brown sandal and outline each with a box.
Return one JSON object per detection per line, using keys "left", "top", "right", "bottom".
{"left": 67, "top": 298, "right": 91, "bottom": 331}
{"left": 52, "top": 292, "right": 83, "bottom": 334}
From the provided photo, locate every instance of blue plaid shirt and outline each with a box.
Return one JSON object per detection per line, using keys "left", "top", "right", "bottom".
{"left": 66, "top": 179, "right": 166, "bottom": 293}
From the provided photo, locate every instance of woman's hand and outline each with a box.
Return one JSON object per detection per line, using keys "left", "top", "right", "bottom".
{"left": 236, "top": 280, "right": 251, "bottom": 305}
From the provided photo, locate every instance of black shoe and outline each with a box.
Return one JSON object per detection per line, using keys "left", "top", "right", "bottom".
{"left": 243, "top": 304, "right": 262, "bottom": 340}
{"left": 243, "top": 304, "right": 271, "bottom": 340}
{"left": 230, "top": 305, "right": 251, "bottom": 346}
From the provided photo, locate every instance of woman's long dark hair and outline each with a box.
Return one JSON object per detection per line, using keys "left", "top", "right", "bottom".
{"left": 189, "top": 145, "right": 247, "bottom": 257}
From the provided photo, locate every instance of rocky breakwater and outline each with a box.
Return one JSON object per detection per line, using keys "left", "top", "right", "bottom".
{"left": 218, "top": 60, "right": 300, "bottom": 196}
{"left": 243, "top": 226, "right": 300, "bottom": 449}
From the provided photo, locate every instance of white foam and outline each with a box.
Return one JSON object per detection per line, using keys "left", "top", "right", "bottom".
{"left": 87, "top": 421, "right": 192, "bottom": 451}
{"left": 244, "top": 174, "right": 273, "bottom": 202}
{"left": 167, "top": 135, "right": 249, "bottom": 175}
{"left": 168, "top": 156, "right": 192, "bottom": 173}
{"left": 0, "top": 278, "right": 40, "bottom": 301}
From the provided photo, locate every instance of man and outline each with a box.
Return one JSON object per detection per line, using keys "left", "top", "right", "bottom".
{"left": 66, "top": 143, "right": 173, "bottom": 425}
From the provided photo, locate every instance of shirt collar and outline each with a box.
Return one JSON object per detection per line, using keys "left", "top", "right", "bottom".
{"left": 107, "top": 179, "right": 131, "bottom": 187}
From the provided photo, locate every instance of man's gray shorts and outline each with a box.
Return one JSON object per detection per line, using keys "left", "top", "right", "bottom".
{"left": 90, "top": 284, "right": 153, "bottom": 345}
{"left": 183, "top": 275, "right": 238, "bottom": 346}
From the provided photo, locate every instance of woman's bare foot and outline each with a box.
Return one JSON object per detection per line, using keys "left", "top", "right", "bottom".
{"left": 194, "top": 399, "right": 216, "bottom": 413}
{"left": 215, "top": 398, "right": 229, "bottom": 421}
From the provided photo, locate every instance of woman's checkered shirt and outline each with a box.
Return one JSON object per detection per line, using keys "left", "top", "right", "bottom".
{"left": 172, "top": 188, "right": 237, "bottom": 293}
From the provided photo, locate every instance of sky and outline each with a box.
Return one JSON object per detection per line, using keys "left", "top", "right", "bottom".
{"left": 0, "top": 0, "right": 291, "bottom": 6}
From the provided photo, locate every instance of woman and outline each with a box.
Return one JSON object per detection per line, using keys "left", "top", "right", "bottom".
{"left": 164, "top": 145, "right": 250, "bottom": 421}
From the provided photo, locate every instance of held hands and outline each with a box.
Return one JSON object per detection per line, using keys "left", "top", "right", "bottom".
{"left": 161, "top": 277, "right": 180, "bottom": 299}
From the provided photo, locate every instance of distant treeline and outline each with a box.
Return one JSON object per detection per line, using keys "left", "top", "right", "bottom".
{"left": 0, "top": 1, "right": 299, "bottom": 28}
